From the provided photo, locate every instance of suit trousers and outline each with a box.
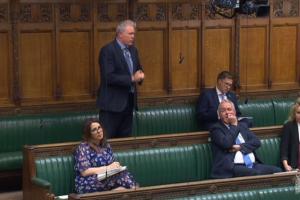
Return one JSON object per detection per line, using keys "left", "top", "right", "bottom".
{"left": 99, "top": 93, "right": 134, "bottom": 138}
{"left": 233, "top": 163, "right": 282, "bottom": 177}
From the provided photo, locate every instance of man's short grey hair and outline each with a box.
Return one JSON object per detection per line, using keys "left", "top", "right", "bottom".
{"left": 217, "top": 99, "right": 236, "bottom": 119}
{"left": 116, "top": 20, "right": 136, "bottom": 35}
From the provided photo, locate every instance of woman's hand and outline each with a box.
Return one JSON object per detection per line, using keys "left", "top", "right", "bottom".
{"left": 282, "top": 160, "right": 293, "bottom": 171}
{"left": 80, "top": 162, "right": 122, "bottom": 176}
{"left": 108, "top": 162, "right": 121, "bottom": 171}
{"left": 284, "top": 164, "right": 293, "bottom": 171}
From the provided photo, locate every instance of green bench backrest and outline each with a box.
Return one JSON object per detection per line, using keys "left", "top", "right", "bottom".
{"left": 238, "top": 100, "right": 275, "bottom": 127}
{"left": 0, "top": 112, "right": 97, "bottom": 152}
{"left": 173, "top": 190, "right": 258, "bottom": 200}
{"left": 0, "top": 117, "right": 42, "bottom": 152}
{"left": 115, "top": 145, "right": 198, "bottom": 186}
{"left": 256, "top": 137, "right": 281, "bottom": 166}
{"left": 173, "top": 186, "right": 299, "bottom": 200}
{"left": 258, "top": 186, "right": 299, "bottom": 200}
{"left": 272, "top": 99, "right": 294, "bottom": 125}
{"left": 35, "top": 155, "right": 75, "bottom": 196}
{"left": 133, "top": 105, "right": 199, "bottom": 136}
{"left": 193, "top": 144, "right": 212, "bottom": 181}
{"left": 0, "top": 99, "right": 294, "bottom": 153}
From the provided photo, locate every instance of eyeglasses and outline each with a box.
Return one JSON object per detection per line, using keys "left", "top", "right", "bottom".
{"left": 91, "top": 126, "right": 102, "bottom": 134}
{"left": 221, "top": 80, "right": 233, "bottom": 87}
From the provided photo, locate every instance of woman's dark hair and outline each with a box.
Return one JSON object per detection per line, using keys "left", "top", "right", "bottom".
{"left": 83, "top": 118, "right": 108, "bottom": 148}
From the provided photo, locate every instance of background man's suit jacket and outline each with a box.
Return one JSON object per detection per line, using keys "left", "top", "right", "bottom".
{"left": 196, "top": 88, "right": 241, "bottom": 130}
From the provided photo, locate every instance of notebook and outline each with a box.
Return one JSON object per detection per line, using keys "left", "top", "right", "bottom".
{"left": 97, "top": 166, "right": 127, "bottom": 181}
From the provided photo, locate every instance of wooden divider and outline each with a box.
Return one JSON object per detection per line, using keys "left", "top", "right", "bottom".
{"left": 67, "top": 172, "right": 299, "bottom": 200}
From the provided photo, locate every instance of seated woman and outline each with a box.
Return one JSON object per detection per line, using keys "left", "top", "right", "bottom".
{"left": 280, "top": 98, "right": 300, "bottom": 171}
{"left": 74, "top": 119, "right": 137, "bottom": 194}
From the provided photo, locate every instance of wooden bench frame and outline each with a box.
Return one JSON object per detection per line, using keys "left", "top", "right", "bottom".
{"left": 67, "top": 172, "right": 299, "bottom": 200}
{"left": 23, "top": 126, "right": 284, "bottom": 200}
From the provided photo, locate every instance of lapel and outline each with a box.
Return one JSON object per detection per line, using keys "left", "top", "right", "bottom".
{"left": 113, "top": 40, "right": 132, "bottom": 75}
{"left": 213, "top": 89, "right": 220, "bottom": 106}
{"left": 226, "top": 92, "right": 232, "bottom": 101}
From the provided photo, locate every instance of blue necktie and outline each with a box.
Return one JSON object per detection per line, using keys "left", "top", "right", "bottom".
{"left": 220, "top": 93, "right": 226, "bottom": 101}
{"left": 235, "top": 135, "right": 253, "bottom": 168}
{"left": 123, "top": 48, "right": 133, "bottom": 75}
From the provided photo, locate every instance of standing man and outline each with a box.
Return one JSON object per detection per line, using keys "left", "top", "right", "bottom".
{"left": 196, "top": 71, "right": 246, "bottom": 130}
{"left": 96, "top": 20, "right": 145, "bottom": 138}
{"left": 210, "top": 100, "right": 281, "bottom": 179}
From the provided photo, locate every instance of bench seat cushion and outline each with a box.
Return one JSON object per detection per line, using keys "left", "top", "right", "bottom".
{"left": 0, "top": 151, "right": 22, "bottom": 171}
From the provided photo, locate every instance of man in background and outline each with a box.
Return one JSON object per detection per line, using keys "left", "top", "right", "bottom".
{"left": 96, "top": 20, "right": 145, "bottom": 138}
{"left": 196, "top": 71, "right": 242, "bottom": 130}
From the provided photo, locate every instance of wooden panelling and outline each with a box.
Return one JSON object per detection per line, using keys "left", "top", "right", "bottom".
{"left": 171, "top": 29, "right": 199, "bottom": 93}
{"left": 203, "top": 28, "right": 232, "bottom": 87}
{"left": 59, "top": 31, "right": 91, "bottom": 99}
{"left": 97, "top": 0, "right": 128, "bottom": 23}
{"left": 95, "top": 31, "right": 115, "bottom": 93}
{"left": 136, "top": 30, "right": 166, "bottom": 96}
{"left": 0, "top": 2, "right": 9, "bottom": 25}
{"left": 0, "top": 32, "right": 11, "bottom": 104}
{"left": 20, "top": 32, "right": 53, "bottom": 103}
{"left": 271, "top": 25, "right": 298, "bottom": 89}
{"left": 240, "top": 26, "right": 268, "bottom": 90}
{"left": 1, "top": 0, "right": 300, "bottom": 113}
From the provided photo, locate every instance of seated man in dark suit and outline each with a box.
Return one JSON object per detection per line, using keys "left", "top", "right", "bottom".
{"left": 210, "top": 100, "right": 281, "bottom": 179}
{"left": 196, "top": 71, "right": 250, "bottom": 130}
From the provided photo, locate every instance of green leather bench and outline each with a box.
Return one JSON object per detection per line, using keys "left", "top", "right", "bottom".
{"left": 0, "top": 105, "right": 199, "bottom": 186}
{"left": 132, "top": 105, "right": 199, "bottom": 136}
{"left": 272, "top": 98, "right": 294, "bottom": 125}
{"left": 173, "top": 186, "right": 300, "bottom": 200}
{"left": 28, "top": 137, "right": 282, "bottom": 198}
{"left": 33, "top": 145, "right": 200, "bottom": 196}
{"left": 0, "top": 111, "right": 97, "bottom": 171}
{"left": 238, "top": 100, "right": 275, "bottom": 127}
{"left": 0, "top": 98, "right": 295, "bottom": 189}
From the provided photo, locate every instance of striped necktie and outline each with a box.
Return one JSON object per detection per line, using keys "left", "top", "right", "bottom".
{"left": 235, "top": 134, "right": 253, "bottom": 168}
{"left": 123, "top": 48, "right": 133, "bottom": 75}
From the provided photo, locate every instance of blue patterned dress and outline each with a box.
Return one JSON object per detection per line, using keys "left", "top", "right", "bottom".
{"left": 74, "top": 142, "right": 137, "bottom": 194}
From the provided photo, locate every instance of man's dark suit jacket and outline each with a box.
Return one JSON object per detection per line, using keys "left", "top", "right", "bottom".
{"left": 280, "top": 121, "right": 300, "bottom": 169}
{"left": 210, "top": 122, "right": 261, "bottom": 179}
{"left": 196, "top": 88, "right": 241, "bottom": 130}
{"left": 96, "top": 40, "right": 142, "bottom": 112}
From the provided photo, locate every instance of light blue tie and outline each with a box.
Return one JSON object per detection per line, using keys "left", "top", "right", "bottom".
{"left": 235, "top": 135, "right": 253, "bottom": 168}
{"left": 123, "top": 48, "right": 133, "bottom": 75}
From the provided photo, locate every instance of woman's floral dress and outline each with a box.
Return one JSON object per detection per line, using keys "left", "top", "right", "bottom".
{"left": 74, "top": 142, "right": 137, "bottom": 194}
